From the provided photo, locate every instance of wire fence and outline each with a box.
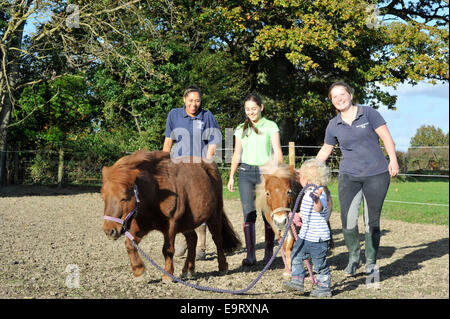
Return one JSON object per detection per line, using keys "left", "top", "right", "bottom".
{"left": 1, "top": 144, "right": 448, "bottom": 186}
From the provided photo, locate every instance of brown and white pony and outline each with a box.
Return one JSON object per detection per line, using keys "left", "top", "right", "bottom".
{"left": 255, "top": 161, "right": 333, "bottom": 276}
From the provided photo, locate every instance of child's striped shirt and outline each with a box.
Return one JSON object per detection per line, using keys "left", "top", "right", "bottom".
{"left": 298, "top": 187, "right": 330, "bottom": 242}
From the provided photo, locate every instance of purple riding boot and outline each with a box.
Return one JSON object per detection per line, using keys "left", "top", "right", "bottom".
{"left": 242, "top": 222, "right": 256, "bottom": 266}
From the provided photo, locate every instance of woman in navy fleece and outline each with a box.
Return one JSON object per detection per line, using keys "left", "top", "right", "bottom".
{"left": 316, "top": 82, "right": 399, "bottom": 277}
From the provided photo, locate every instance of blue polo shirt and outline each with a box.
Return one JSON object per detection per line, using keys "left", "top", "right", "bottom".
{"left": 324, "top": 105, "right": 388, "bottom": 177}
{"left": 165, "top": 107, "right": 222, "bottom": 158}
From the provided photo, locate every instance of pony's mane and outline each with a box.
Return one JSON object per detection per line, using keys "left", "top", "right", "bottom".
{"left": 114, "top": 149, "right": 154, "bottom": 168}
{"left": 104, "top": 150, "right": 169, "bottom": 187}
{"left": 255, "top": 159, "right": 295, "bottom": 214}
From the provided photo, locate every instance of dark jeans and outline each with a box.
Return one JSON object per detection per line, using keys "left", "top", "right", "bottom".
{"left": 291, "top": 238, "right": 330, "bottom": 280}
{"left": 338, "top": 171, "right": 390, "bottom": 234}
{"left": 238, "top": 163, "right": 262, "bottom": 223}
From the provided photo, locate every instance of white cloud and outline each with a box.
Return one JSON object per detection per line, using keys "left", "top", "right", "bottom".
{"left": 375, "top": 81, "right": 449, "bottom": 151}
{"left": 380, "top": 82, "right": 449, "bottom": 99}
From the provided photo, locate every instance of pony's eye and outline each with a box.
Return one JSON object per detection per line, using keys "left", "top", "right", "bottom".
{"left": 266, "top": 192, "right": 270, "bottom": 197}
{"left": 287, "top": 189, "right": 293, "bottom": 196}
{"left": 120, "top": 198, "right": 127, "bottom": 202}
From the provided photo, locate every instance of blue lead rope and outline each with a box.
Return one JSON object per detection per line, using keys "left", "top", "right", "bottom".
{"left": 132, "top": 183, "right": 318, "bottom": 294}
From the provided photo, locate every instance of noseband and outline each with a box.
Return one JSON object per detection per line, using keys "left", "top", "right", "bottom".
{"left": 270, "top": 207, "right": 291, "bottom": 221}
{"left": 103, "top": 184, "right": 140, "bottom": 240}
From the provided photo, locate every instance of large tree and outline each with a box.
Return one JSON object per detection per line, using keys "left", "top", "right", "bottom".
{"left": 0, "top": 0, "right": 164, "bottom": 185}
{"left": 2, "top": 0, "right": 449, "bottom": 185}
{"left": 210, "top": 0, "right": 448, "bottom": 147}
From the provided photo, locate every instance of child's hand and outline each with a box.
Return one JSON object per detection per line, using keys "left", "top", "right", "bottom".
{"left": 309, "top": 187, "right": 323, "bottom": 202}
{"left": 312, "top": 188, "right": 323, "bottom": 203}
{"left": 312, "top": 188, "right": 324, "bottom": 212}
{"left": 293, "top": 212, "right": 302, "bottom": 227}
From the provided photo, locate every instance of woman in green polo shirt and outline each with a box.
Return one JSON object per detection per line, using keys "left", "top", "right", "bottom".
{"left": 227, "top": 93, "right": 283, "bottom": 266}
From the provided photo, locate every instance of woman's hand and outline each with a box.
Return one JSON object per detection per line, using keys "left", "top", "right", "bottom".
{"left": 388, "top": 160, "right": 399, "bottom": 177}
{"left": 227, "top": 176, "right": 235, "bottom": 192}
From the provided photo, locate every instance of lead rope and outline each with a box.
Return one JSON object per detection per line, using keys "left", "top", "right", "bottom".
{"left": 129, "top": 183, "right": 318, "bottom": 294}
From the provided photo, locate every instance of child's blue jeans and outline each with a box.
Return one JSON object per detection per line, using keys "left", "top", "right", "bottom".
{"left": 291, "top": 238, "right": 330, "bottom": 280}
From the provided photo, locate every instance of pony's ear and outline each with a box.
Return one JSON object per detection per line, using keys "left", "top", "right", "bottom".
{"left": 129, "top": 169, "right": 140, "bottom": 184}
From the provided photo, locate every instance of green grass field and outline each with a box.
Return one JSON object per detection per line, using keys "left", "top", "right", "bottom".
{"left": 223, "top": 178, "right": 449, "bottom": 225}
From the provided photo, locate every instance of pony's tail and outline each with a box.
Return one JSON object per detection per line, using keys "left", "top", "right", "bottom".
{"left": 221, "top": 209, "right": 242, "bottom": 253}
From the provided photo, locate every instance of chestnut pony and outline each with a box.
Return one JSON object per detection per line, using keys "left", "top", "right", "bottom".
{"left": 101, "top": 150, "right": 241, "bottom": 281}
{"left": 255, "top": 161, "right": 333, "bottom": 276}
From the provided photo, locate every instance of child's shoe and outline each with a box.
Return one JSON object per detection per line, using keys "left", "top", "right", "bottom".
{"left": 310, "top": 274, "right": 332, "bottom": 297}
{"left": 283, "top": 277, "right": 304, "bottom": 293}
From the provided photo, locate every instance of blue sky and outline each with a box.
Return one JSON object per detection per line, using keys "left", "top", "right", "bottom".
{"left": 377, "top": 82, "right": 449, "bottom": 152}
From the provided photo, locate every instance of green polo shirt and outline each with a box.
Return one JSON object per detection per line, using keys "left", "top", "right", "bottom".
{"left": 234, "top": 117, "right": 279, "bottom": 166}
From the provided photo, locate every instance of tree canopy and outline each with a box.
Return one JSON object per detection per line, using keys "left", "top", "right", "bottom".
{"left": 1, "top": 0, "right": 448, "bottom": 184}
{"left": 410, "top": 125, "right": 449, "bottom": 147}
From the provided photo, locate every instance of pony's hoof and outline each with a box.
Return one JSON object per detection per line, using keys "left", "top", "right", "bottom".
{"left": 162, "top": 274, "right": 174, "bottom": 282}
{"left": 219, "top": 262, "right": 229, "bottom": 273}
{"left": 282, "top": 270, "right": 291, "bottom": 278}
{"left": 133, "top": 273, "right": 146, "bottom": 282}
{"left": 181, "top": 271, "right": 196, "bottom": 279}
{"left": 132, "top": 265, "right": 145, "bottom": 277}
{"left": 219, "top": 269, "right": 229, "bottom": 276}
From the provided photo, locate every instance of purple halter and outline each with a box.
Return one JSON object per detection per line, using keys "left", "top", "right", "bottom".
{"left": 103, "top": 185, "right": 140, "bottom": 241}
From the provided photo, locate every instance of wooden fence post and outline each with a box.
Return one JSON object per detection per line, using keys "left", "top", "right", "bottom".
{"left": 58, "top": 148, "right": 64, "bottom": 187}
{"left": 289, "top": 141, "right": 295, "bottom": 167}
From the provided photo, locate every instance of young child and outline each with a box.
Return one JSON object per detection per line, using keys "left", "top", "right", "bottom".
{"left": 283, "top": 159, "right": 332, "bottom": 297}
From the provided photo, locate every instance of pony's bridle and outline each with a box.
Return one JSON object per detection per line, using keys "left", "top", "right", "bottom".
{"left": 270, "top": 207, "right": 291, "bottom": 221}
{"left": 270, "top": 184, "right": 320, "bottom": 221}
{"left": 103, "top": 184, "right": 140, "bottom": 241}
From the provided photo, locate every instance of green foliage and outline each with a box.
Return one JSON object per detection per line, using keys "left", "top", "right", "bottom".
{"left": 5, "top": 0, "right": 450, "bottom": 178}
{"left": 406, "top": 125, "right": 449, "bottom": 172}
{"left": 410, "top": 125, "right": 449, "bottom": 147}
{"left": 28, "top": 153, "right": 53, "bottom": 184}
{"left": 12, "top": 73, "right": 98, "bottom": 149}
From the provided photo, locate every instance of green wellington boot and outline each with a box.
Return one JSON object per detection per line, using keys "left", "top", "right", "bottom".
{"left": 342, "top": 228, "right": 360, "bottom": 276}
{"left": 365, "top": 230, "right": 381, "bottom": 274}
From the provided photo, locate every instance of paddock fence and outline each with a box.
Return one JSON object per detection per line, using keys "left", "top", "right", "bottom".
{"left": 1, "top": 143, "right": 448, "bottom": 187}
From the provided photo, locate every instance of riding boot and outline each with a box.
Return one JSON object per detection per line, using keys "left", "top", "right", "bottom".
{"left": 195, "top": 224, "right": 207, "bottom": 260}
{"left": 365, "top": 228, "right": 381, "bottom": 274}
{"left": 343, "top": 228, "right": 360, "bottom": 276}
{"left": 242, "top": 222, "right": 256, "bottom": 266}
{"left": 263, "top": 220, "right": 274, "bottom": 263}
{"left": 310, "top": 274, "right": 332, "bottom": 297}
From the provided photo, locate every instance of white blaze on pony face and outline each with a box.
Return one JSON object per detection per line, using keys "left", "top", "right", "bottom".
{"left": 272, "top": 212, "right": 288, "bottom": 232}
{"left": 264, "top": 176, "right": 293, "bottom": 236}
